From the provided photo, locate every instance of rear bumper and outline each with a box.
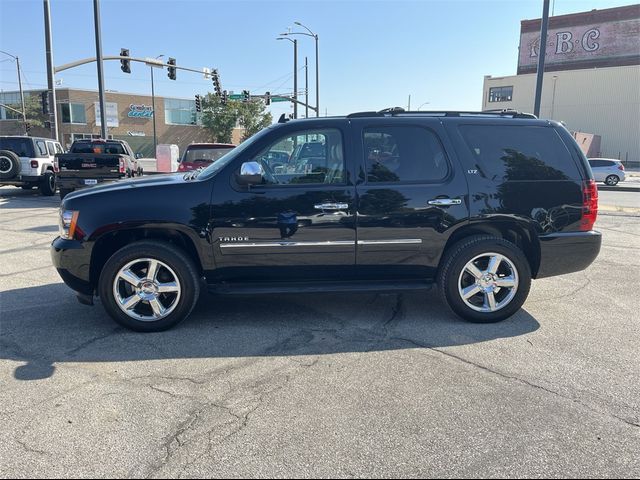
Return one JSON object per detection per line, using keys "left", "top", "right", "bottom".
{"left": 51, "top": 237, "right": 94, "bottom": 295}
{"left": 535, "top": 231, "right": 602, "bottom": 279}
{"left": 56, "top": 176, "right": 120, "bottom": 190}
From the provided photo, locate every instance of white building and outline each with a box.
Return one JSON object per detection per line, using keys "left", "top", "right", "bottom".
{"left": 482, "top": 4, "right": 640, "bottom": 163}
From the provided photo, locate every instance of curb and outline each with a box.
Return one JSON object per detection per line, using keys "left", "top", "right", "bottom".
{"left": 599, "top": 204, "right": 640, "bottom": 214}
{"left": 598, "top": 185, "right": 640, "bottom": 192}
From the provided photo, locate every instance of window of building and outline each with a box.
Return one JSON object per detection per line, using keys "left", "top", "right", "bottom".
{"left": 164, "top": 98, "right": 197, "bottom": 125}
{"left": 488, "top": 86, "right": 513, "bottom": 103}
{"left": 253, "top": 128, "right": 345, "bottom": 185}
{"left": 363, "top": 126, "right": 449, "bottom": 183}
{"left": 61, "top": 103, "right": 87, "bottom": 124}
{"left": 71, "top": 133, "right": 113, "bottom": 142}
{"left": 0, "top": 92, "right": 30, "bottom": 120}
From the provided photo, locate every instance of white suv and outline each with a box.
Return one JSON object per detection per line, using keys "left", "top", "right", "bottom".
{"left": 588, "top": 158, "right": 626, "bottom": 186}
{"left": 0, "top": 136, "right": 63, "bottom": 196}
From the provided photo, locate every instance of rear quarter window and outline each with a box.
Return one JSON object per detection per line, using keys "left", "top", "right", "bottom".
{"left": 459, "top": 125, "right": 579, "bottom": 181}
{"left": 35, "top": 140, "right": 48, "bottom": 157}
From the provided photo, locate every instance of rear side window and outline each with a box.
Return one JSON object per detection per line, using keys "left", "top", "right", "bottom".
{"left": 363, "top": 126, "right": 449, "bottom": 183}
{"left": 47, "top": 142, "right": 55, "bottom": 155}
{"left": 0, "top": 138, "right": 35, "bottom": 157}
{"left": 589, "top": 160, "right": 608, "bottom": 168}
{"left": 35, "top": 140, "right": 47, "bottom": 157}
{"left": 459, "top": 125, "right": 578, "bottom": 181}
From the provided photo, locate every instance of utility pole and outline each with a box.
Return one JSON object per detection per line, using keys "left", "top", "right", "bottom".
{"left": 43, "top": 0, "right": 59, "bottom": 140}
{"left": 293, "top": 39, "right": 298, "bottom": 119}
{"left": 93, "top": 0, "right": 107, "bottom": 138}
{"left": 408, "top": 94, "right": 411, "bottom": 111}
{"left": 534, "top": 0, "right": 550, "bottom": 118}
{"left": 305, "top": 56, "right": 309, "bottom": 118}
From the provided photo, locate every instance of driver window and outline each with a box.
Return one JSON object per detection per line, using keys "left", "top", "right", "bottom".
{"left": 253, "top": 128, "right": 345, "bottom": 185}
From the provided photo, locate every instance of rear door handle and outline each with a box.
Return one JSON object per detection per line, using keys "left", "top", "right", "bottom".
{"left": 428, "top": 198, "right": 462, "bottom": 206}
{"left": 314, "top": 203, "right": 349, "bottom": 210}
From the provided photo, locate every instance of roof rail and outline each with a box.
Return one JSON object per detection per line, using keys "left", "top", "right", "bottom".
{"left": 346, "top": 108, "right": 537, "bottom": 119}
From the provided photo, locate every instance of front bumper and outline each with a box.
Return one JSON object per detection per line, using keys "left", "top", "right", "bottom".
{"left": 535, "top": 230, "right": 602, "bottom": 279}
{"left": 51, "top": 237, "right": 94, "bottom": 295}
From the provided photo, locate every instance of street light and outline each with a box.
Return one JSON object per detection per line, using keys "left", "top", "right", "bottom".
{"left": 281, "top": 21, "right": 319, "bottom": 117}
{"left": 277, "top": 37, "right": 298, "bottom": 119}
{"left": 417, "top": 102, "right": 431, "bottom": 110}
{"left": 1, "top": 50, "right": 27, "bottom": 134}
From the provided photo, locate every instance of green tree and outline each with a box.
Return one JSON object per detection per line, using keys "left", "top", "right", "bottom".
{"left": 200, "top": 93, "right": 240, "bottom": 144}
{"left": 6, "top": 94, "right": 45, "bottom": 127}
{"left": 237, "top": 99, "right": 272, "bottom": 141}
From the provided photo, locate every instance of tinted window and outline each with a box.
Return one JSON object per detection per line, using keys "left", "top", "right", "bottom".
{"left": 35, "top": 140, "right": 47, "bottom": 156}
{"left": 489, "top": 86, "right": 513, "bottom": 102}
{"left": 589, "top": 159, "right": 606, "bottom": 168}
{"left": 459, "top": 125, "right": 577, "bottom": 181}
{"left": 364, "top": 126, "right": 448, "bottom": 183}
{"left": 47, "top": 142, "right": 55, "bottom": 155}
{"left": 70, "top": 142, "right": 126, "bottom": 154}
{"left": 0, "top": 138, "right": 35, "bottom": 157}
{"left": 183, "top": 146, "right": 235, "bottom": 163}
{"left": 253, "top": 128, "right": 345, "bottom": 185}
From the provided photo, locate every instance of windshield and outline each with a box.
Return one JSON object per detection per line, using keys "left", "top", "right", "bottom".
{"left": 198, "top": 127, "right": 275, "bottom": 180}
{"left": 181, "top": 146, "right": 235, "bottom": 163}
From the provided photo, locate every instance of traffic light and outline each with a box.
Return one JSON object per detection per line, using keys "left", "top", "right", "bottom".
{"left": 167, "top": 58, "right": 176, "bottom": 80}
{"left": 25, "top": 122, "right": 31, "bottom": 134}
{"left": 212, "top": 69, "right": 222, "bottom": 97}
{"left": 120, "top": 48, "right": 131, "bottom": 73}
{"left": 265, "top": 91, "right": 271, "bottom": 106}
{"left": 243, "top": 90, "right": 250, "bottom": 103}
{"left": 221, "top": 90, "right": 228, "bottom": 106}
{"left": 41, "top": 91, "right": 49, "bottom": 114}
{"left": 194, "top": 94, "right": 201, "bottom": 113}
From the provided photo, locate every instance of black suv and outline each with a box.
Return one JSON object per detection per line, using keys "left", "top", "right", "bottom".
{"left": 51, "top": 109, "right": 601, "bottom": 332}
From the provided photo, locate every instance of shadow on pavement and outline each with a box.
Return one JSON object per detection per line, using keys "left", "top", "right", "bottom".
{"left": 0, "top": 282, "right": 540, "bottom": 381}
{"left": 0, "top": 187, "right": 61, "bottom": 209}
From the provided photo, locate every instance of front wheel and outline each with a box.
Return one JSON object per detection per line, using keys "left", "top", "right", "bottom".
{"left": 605, "top": 175, "right": 619, "bottom": 186}
{"left": 437, "top": 235, "right": 531, "bottom": 323}
{"left": 98, "top": 241, "right": 201, "bottom": 332}
{"left": 40, "top": 171, "right": 56, "bottom": 196}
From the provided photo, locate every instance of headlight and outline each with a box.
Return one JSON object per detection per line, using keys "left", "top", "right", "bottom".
{"left": 59, "top": 210, "right": 80, "bottom": 239}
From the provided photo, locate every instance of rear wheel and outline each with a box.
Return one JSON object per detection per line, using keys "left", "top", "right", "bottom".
{"left": 40, "top": 171, "right": 56, "bottom": 196}
{"left": 605, "top": 175, "right": 619, "bottom": 186}
{"left": 437, "top": 235, "right": 531, "bottom": 323}
{"left": 98, "top": 240, "right": 201, "bottom": 332}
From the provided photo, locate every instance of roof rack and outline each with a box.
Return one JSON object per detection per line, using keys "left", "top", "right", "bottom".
{"left": 346, "top": 107, "right": 537, "bottom": 119}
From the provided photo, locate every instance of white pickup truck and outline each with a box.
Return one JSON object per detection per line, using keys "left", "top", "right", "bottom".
{"left": 0, "top": 135, "right": 64, "bottom": 196}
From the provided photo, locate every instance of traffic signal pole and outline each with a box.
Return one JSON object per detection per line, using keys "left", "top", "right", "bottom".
{"left": 43, "top": 0, "right": 59, "bottom": 140}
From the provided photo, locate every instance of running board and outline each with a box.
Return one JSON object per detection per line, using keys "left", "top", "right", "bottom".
{"left": 208, "top": 279, "right": 434, "bottom": 295}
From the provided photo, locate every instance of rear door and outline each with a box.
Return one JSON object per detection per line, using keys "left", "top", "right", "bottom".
{"left": 352, "top": 118, "right": 469, "bottom": 279}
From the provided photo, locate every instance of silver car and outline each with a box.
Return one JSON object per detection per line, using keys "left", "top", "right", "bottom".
{"left": 588, "top": 158, "right": 626, "bottom": 186}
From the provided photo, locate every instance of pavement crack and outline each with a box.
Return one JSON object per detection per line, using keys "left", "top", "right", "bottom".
{"left": 64, "top": 328, "right": 122, "bottom": 356}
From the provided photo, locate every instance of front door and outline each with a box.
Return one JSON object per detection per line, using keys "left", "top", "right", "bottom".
{"left": 210, "top": 124, "right": 357, "bottom": 282}
{"left": 352, "top": 118, "right": 469, "bottom": 279}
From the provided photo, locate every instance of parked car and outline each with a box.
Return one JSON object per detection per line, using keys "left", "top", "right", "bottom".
{"left": 52, "top": 108, "right": 601, "bottom": 332}
{"left": 587, "top": 158, "right": 626, "bottom": 186}
{"left": 177, "top": 143, "right": 236, "bottom": 172}
{"left": 54, "top": 139, "right": 141, "bottom": 199}
{"left": 0, "top": 135, "right": 64, "bottom": 196}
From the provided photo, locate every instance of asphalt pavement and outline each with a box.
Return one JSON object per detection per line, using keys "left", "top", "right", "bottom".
{"left": 0, "top": 186, "right": 639, "bottom": 478}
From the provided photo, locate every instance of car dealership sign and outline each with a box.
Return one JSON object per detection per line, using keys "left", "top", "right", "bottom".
{"left": 128, "top": 104, "right": 154, "bottom": 118}
{"left": 518, "top": 5, "right": 640, "bottom": 74}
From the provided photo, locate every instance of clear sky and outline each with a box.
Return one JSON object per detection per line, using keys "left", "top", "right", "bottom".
{"left": 0, "top": 0, "right": 635, "bottom": 121}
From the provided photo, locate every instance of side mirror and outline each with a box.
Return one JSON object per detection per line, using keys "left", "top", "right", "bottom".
{"left": 135, "top": 153, "right": 143, "bottom": 159}
{"left": 238, "top": 161, "right": 264, "bottom": 185}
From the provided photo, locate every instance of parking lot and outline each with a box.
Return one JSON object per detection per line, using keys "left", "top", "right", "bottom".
{"left": 0, "top": 186, "right": 639, "bottom": 478}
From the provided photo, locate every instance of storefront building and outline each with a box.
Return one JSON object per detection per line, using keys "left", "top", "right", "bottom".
{"left": 0, "top": 88, "right": 244, "bottom": 156}
{"left": 482, "top": 4, "right": 640, "bottom": 163}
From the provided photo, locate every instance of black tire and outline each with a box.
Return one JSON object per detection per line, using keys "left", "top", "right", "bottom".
{"left": 0, "top": 150, "right": 21, "bottom": 180}
{"left": 39, "top": 171, "right": 56, "bottom": 196}
{"left": 605, "top": 175, "right": 619, "bottom": 186}
{"left": 98, "top": 240, "right": 201, "bottom": 332}
{"left": 437, "top": 235, "right": 532, "bottom": 323}
{"left": 59, "top": 188, "right": 73, "bottom": 200}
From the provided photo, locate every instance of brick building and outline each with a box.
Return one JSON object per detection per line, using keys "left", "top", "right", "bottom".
{"left": 0, "top": 88, "right": 244, "bottom": 156}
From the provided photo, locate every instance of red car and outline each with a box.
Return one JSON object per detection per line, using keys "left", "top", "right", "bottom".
{"left": 178, "top": 143, "right": 236, "bottom": 172}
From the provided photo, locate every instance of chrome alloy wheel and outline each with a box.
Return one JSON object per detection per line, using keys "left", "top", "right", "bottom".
{"left": 458, "top": 252, "right": 519, "bottom": 313}
{"left": 113, "top": 258, "right": 181, "bottom": 321}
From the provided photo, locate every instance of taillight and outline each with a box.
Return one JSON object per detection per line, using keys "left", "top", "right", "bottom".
{"left": 618, "top": 164, "right": 625, "bottom": 171}
{"left": 53, "top": 158, "right": 59, "bottom": 173}
{"left": 30, "top": 160, "right": 38, "bottom": 169}
{"left": 580, "top": 179, "right": 598, "bottom": 232}
{"left": 119, "top": 158, "right": 125, "bottom": 174}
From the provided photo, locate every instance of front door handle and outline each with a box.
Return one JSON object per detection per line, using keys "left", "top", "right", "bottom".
{"left": 314, "top": 203, "right": 349, "bottom": 210}
{"left": 428, "top": 198, "right": 462, "bottom": 206}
